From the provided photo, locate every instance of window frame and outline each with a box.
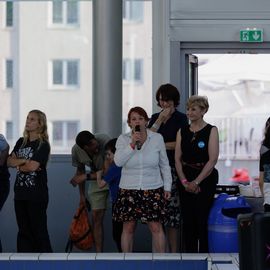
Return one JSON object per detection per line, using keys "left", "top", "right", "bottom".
{"left": 49, "top": 59, "right": 80, "bottom": 90}
{"left": 51, "top": 120, "right": 79, "bottom": 150}
{"left": 5, "top": 1, "right": 13, "bottom": 28}
{"left": 49, "top": 0, "right": 80, "bottom": 28}
{"left": 5, "top": 59, "right": 13, "bottom": 89}
{"left": 123, "top": 58, "right": 144, "bottom": 84}
{"left": 123, "top": 1, "right": 144, "bottom": 23}
{"left": 5, "top": 121, "right": 13, "bottom": 141}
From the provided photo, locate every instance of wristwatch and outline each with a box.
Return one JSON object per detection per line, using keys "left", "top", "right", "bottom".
{"left": 152, "top": 122, "right": 160, "bottom": 130}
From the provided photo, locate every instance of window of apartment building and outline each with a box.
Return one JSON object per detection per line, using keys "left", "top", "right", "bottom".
{"left": 5, "top": 121, "right": 13, "bottom": 141}
{"left": 123, "top": 59, "right": 143, "bottom": 83}
{"left": 52, "top": 121, "right": 78, "bottom": 147}
{"left": 51, "top": 60, "right": 79, "bottom": 87}
{"left": 52, "top": 0, "right": 79, "bottom": 25}
{"left": 123, "top": 1, "right": 144, "bottom": 22}
{"left": 5, "top": 59, "right": 13, "bottom": 88}
{"left": 5, "top": 1, "right": 13, "bottom": 27}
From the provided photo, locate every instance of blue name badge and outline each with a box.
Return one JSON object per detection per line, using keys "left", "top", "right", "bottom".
{"left": 198, "top": 141, "right": 205, "bottom": 148}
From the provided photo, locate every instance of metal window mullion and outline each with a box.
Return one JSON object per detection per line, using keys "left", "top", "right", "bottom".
{"left": 63, "top": 1, "right": 67, "bottom": 25}
{"left": 63, "top": 121, "right": 67, "bottom": 147}
{"left": 63, "top": 61, "right": 67, "bottom": 86}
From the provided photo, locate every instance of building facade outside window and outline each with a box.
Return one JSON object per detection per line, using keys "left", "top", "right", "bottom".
{"left": 51, "top": 60, "right": 79, "bottom": 88}
{"left": 0, "top": 1, "right": 152, "bottom": 154}
{"left": 52, "top": 0, "right": 79, "bottom": 26}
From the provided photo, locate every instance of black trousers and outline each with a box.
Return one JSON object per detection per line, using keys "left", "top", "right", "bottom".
{"left": 264, "top": 204, "right": 270, "bottom": 212}
{"left": 0, "top": 180, "right": 10, "bottom": 252}
{"left": 180, "top": 167, "right": 218, "bottom": 253}
{"left": 181, "top": 188, "right": 215, "bottom": 253}
{"left": 14, "top": 199, "right": 52, "bottom": 252}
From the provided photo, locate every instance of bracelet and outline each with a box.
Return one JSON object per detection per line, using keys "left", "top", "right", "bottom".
{"left": 181, "top": 179, "right": 188, "bottom": 185}
{"left": 152, "top": 122, "right": 160, "bottom": 130}
{"left": 194, "top": 180, "right": 200, "bottom": 185}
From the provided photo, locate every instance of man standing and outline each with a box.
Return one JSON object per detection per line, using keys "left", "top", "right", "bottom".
{"left": 0, "top": 134, "right": 10, "bottom": 252}
{"left": 70, "top": 131, "right": 110, "bottom": 252}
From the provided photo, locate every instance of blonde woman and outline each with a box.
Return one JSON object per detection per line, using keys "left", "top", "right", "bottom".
{"left": 7, "top": 110, "right": 52, "bottom": 252}
{"left": 175, "top": 96, "right": 219, "bottom": 253}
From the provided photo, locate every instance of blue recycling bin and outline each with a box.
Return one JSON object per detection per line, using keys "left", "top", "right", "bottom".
{"left": 208, "top": 193, "right": 251, "bottom": 253}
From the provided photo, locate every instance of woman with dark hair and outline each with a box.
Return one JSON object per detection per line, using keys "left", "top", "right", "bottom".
{"left": 7, "top": 110, "right": 52, "bottom": 252}
{"left": 259, "top": 117, "right": 270, "bottom": 212}
{"left": 148, "top": 83, "right": 188, "bottom": 252}
{"left": 113, "top": 106, "right": 172, "bottom": 253}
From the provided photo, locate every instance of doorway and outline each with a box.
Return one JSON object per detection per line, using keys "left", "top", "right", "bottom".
{"left": 177, "top": 43, "right": 270, "bottom": 184}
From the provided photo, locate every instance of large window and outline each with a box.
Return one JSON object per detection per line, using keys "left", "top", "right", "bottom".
{"left": 5, "top": 59, "right": 13, "bottom": 88}
{"left": 0, "top": 1, "right": 152, "bottom": 154}
{"left": 51, "top": 60, "right": 79, "bottom": 88}
{"left": 5, "top": 1, "right": 13, "bottom": 27}
{"left": 52, "top": 0, "right": 79, "bottom": 25}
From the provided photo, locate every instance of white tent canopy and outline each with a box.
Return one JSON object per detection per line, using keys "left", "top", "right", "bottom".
{"left": 199, "top": 54, "right": 270, "bottom": 88}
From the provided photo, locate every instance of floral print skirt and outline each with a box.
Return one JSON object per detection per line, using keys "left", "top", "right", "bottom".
{"left": 113, "top": 187, "right": 167, "bottom": 224}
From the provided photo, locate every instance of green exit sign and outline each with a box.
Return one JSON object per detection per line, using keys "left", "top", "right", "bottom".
{"left": 240, "top": 29, "right": 263, "bottom": 43}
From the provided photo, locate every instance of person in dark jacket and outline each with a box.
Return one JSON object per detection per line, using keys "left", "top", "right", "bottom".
{"left": 0, "top": 134, "right": 10, "bottom": 252}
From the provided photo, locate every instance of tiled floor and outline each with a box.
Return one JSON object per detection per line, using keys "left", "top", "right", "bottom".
{"left": 0, "top": 253, "right": 239, "bottom": 270}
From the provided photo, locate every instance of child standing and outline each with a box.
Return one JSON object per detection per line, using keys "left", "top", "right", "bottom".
{"left": 96, "top": 138, "right": 122, "bottom": 252}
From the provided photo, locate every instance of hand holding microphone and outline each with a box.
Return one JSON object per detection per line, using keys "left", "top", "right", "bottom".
{"left": 134, "top": 125, "right": 141, "bottom": 150}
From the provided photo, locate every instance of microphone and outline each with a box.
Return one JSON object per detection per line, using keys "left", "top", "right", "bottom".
{"left": 134, "top": 125, "right": 141, "bottom": 150}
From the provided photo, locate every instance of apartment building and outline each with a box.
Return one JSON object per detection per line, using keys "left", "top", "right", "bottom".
{"left": 0, "top": 1, "right": 152, "bottom": 153}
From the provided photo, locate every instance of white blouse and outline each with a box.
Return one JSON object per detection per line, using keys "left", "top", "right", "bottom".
{"left": 114, "top": 129, "right": 172, "bottom": 192}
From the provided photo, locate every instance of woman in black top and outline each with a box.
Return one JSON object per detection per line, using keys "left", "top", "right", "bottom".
{"left": 0, "top": 134, "right": 10, "bottom": 252}
{"left": 149, "top": 83, "right": 188, "bottom": 252}
{"left": 175, "top": 95, "right": 219, "bottom": 253}
{"left": 259, "top": 117, "right": 270, "bottom": 212}
{"left": 7, "top": 110, "right": 52, "bottom": 252}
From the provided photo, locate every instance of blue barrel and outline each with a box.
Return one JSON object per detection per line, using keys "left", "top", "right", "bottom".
{"left": 208, "top": 193, "right": 251, "bottom": 252}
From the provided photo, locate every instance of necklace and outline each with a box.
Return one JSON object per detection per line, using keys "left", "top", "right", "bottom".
{"left": 191, "top": 131, "right": 197, "bottom": 142}
{"left": 190, "top": 123, "right": 206, "bottom": 142}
